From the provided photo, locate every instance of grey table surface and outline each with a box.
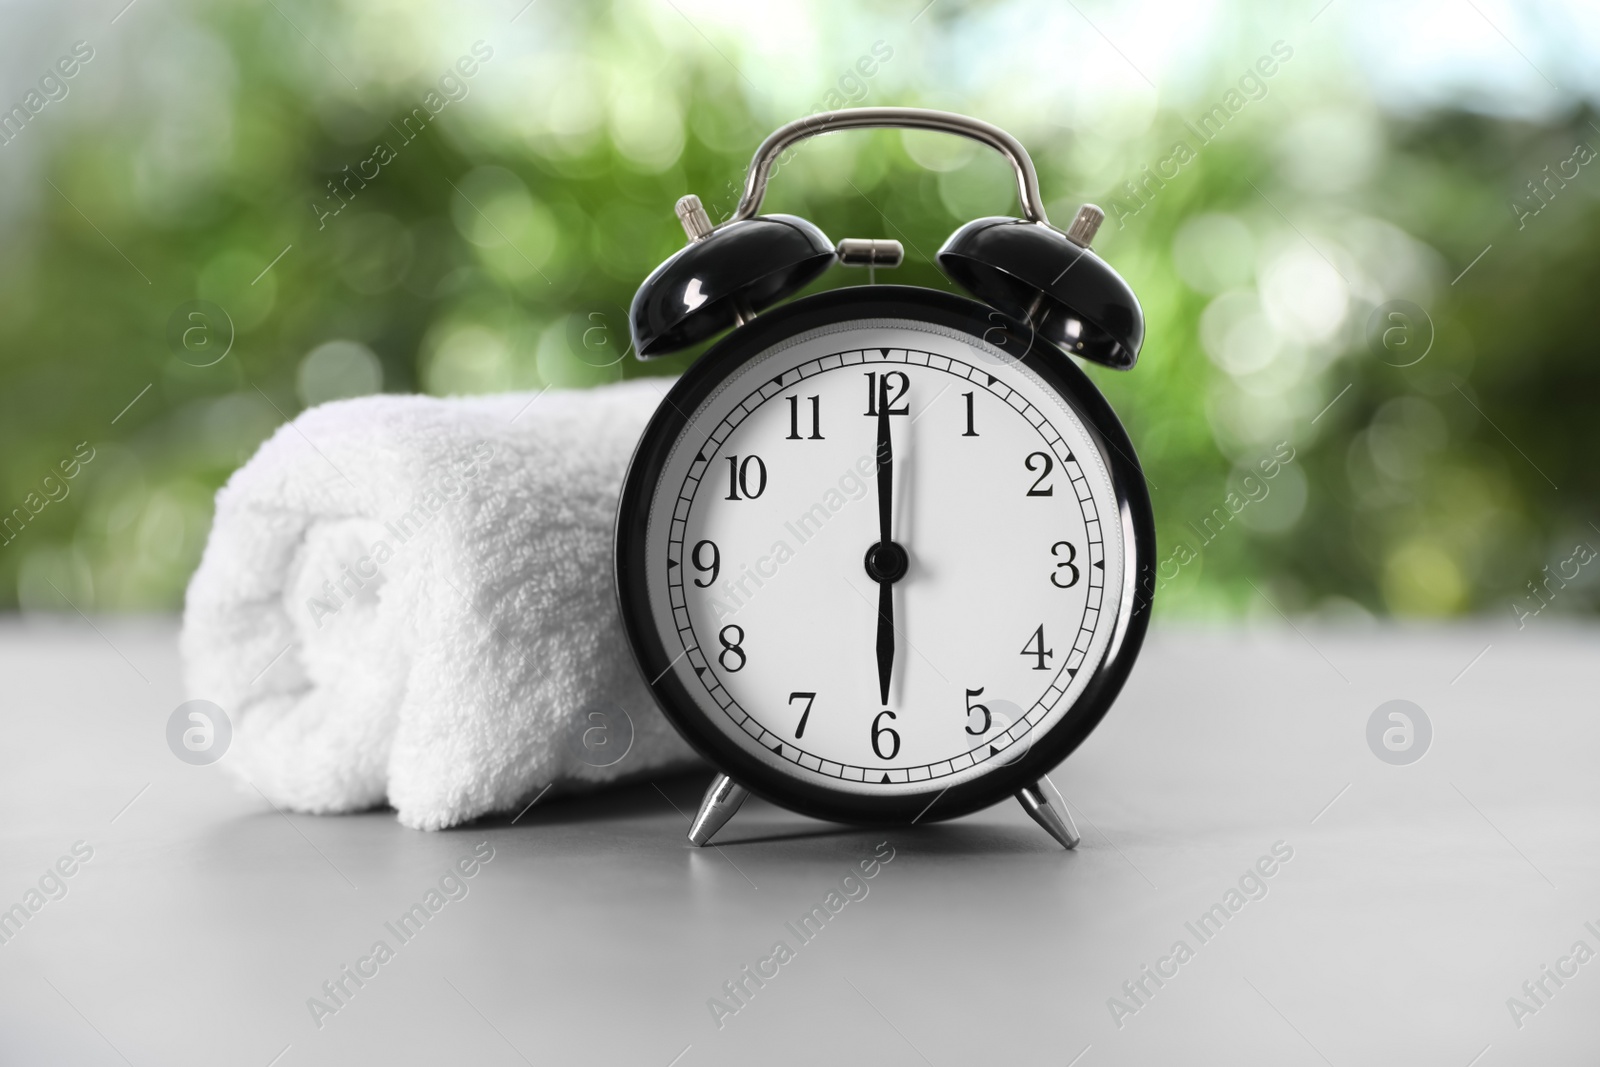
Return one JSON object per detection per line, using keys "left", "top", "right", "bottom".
{"left": 0, "top": 617, "right": 1596, "bottom": 1066}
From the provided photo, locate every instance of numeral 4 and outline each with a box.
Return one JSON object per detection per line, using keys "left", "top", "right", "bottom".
{"left": 1020, "top": 624, "right": 1053, "bottom": 671}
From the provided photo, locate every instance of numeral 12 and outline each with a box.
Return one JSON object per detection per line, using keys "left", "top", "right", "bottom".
{"left": 863, "top": 371, "right": 909, "bottom": 416}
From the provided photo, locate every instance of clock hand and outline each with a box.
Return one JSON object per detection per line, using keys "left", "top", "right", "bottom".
{"left": 875, "top": 389, "right": 894, "bottom": 706}
{"left": 876, "top": 580, "right": 894, "bottom": 707}
{"left": 877, "top": 394, "right": 892, "bottom": 547}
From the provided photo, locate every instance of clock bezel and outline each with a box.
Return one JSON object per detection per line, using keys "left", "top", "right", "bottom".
{"left": 615, "top": 285, "right": 1155, "bottom": 826}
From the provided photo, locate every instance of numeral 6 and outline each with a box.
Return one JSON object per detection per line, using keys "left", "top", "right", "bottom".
{"left": 870, "top": 710, "right": 900, "bottom": 760}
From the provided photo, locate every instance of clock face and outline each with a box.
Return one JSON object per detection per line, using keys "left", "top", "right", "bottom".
{"left": 624, "top": 298, "right": 1138, "bottom": 812}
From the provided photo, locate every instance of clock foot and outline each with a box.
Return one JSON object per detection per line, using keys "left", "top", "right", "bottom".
{"left": 688, "top": 774, "right": 750, "bottom": 847}
{"left": 1016, "top": 781, "right": 1080, "bottom": 850}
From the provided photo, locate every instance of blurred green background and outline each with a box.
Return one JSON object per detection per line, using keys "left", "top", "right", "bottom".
{"left": 1, "top": 0, "right": 1597, "bottom": 620}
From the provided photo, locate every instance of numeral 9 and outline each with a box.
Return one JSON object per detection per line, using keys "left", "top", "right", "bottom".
{"left": 691, "top": 539, "right": 720, "bottom": 587}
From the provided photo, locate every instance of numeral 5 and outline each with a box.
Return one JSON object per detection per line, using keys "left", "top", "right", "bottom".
{"left": 964, "top": 687, "right": 991, "bottom": 735}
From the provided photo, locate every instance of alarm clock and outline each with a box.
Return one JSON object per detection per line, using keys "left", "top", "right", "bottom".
{"left": 615, "top": 108, "right": 1154, "bottom": 848}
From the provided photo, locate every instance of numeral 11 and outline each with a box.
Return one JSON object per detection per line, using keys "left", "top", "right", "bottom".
{"left": 787, "top": 395, "right": 823, "bottom": 440}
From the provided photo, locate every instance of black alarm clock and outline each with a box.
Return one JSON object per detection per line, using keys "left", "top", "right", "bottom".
{"left": 615, "top": 108, "right": 1154, "bottom": 848}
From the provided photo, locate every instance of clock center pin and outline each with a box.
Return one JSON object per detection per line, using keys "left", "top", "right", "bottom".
{"left": 864, "top": 541, "right": 910, "bottom": 584}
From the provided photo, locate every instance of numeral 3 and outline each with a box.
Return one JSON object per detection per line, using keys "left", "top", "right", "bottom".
{"left": 1050, "top": 540, "right": 1080, "bottom": 588}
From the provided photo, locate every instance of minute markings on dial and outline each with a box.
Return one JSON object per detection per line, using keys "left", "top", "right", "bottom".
{"left": 660, "top": 346, "right": 1109, "bottom": 784}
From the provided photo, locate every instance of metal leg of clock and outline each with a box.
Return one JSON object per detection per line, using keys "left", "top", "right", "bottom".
{"left": 1016, "top": 782, "right": 1081, "bottom": 850}
{"left": 688, "top": 774, "right": 751, "bottom": 847}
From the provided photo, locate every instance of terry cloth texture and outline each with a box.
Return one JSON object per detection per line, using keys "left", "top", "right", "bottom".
{"left": 180, "top": 381, "right": 700, "bottom": 830}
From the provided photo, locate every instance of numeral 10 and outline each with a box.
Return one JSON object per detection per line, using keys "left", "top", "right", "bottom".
{"left": 724, "top": 455, "right": 767, "bottom": 500}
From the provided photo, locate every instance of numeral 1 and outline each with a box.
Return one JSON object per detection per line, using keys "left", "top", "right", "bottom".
{"left": 786, "top": 395, "right": 824, "bottom": 440}
{"left": 962, "top": 392, "right": 978, "bottom": 436}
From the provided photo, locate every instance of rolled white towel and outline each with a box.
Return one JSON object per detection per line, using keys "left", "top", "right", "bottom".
{"left": 180, "top": 380, "right": 701, "bottom": 830}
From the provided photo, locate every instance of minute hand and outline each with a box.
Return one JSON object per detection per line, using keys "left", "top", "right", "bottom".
{"left": 877, "top": 401, "right": 893, "bottom": 546}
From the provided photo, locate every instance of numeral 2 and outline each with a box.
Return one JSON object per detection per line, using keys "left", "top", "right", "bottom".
{"left": 1024, "top": 451, "right": 1054, "bottom": 496}
{"left": 724, "top": 455, "right": 767, "bottom": 500}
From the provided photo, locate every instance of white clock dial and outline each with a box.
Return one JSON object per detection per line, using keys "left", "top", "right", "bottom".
{"left": 643, "top": 320, "right": 1126, "bottom": 795}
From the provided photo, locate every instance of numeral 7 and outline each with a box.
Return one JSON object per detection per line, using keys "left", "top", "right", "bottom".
{"left": 789, "top": 691, "right": 817, "bottom": 738}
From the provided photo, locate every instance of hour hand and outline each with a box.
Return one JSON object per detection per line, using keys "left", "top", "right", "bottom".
{"left": 876, "top": 580, "right": 893, "bottom": 706}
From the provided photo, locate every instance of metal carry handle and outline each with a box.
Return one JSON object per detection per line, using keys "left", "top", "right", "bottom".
{"left": 731, "top": 107, "right": 1051, "bottom": 227}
